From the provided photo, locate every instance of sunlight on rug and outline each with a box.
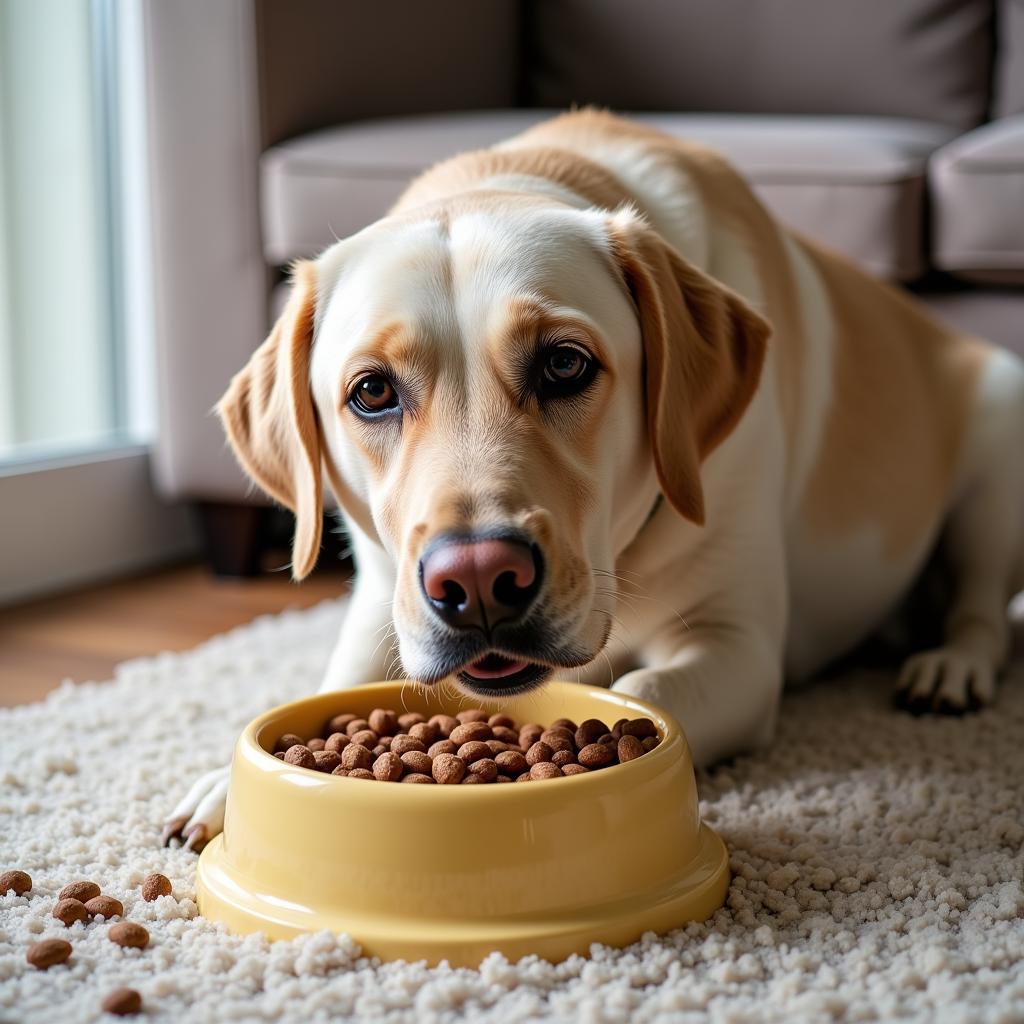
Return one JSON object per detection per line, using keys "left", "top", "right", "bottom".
{"left": 1, "top": 599, "right": 1022, "bottom": 1023}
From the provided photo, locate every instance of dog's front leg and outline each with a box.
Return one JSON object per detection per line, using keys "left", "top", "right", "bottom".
{"left": 612, "top": 623, "right": 783, "bottom": 768}
{"left": 318, "top": 532, "right": 397, "bottom": 692}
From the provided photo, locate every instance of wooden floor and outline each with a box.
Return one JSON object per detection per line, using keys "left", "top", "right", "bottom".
{"left": 0, "top": 561, "right": 350, "bottom": 707}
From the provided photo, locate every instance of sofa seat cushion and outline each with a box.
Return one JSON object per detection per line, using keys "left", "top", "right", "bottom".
{"left": 930, "top": 117, "right": 1024, "bottom": 283}
{"left": 261, "top": 111, "right": 957, "bottom": 280}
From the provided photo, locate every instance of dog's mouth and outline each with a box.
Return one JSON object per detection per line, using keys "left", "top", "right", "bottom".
{"left": 456, "top": 653, "right": 553, "bottom": 695}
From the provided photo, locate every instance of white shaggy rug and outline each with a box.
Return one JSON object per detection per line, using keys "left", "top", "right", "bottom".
{"left": 2, "top": 599, "right": 1023, "bottom": 1024}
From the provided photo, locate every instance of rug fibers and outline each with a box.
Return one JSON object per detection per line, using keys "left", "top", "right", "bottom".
{"left": 1, "top": 599, "right": 1023, "bottom": 1023}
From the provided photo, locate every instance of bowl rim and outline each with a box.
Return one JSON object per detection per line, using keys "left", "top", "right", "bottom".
{"left": 240, "top": 679, "right": 688, "bottom": 796}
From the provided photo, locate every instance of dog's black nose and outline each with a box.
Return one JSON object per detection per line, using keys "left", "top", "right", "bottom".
{"left": 419, "top": 535, "right": 543, "bottom": 631}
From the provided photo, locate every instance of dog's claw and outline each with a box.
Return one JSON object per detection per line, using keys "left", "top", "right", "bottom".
{"left": 162, "top": 816, "right": 188, "bottom": 846}
{"left": 183, "top": 824, "right": 208, "bottom": 853}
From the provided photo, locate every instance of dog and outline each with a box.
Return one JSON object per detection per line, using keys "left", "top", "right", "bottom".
{"left": 164, "top": 110, "right": 1024, "bottom": 849}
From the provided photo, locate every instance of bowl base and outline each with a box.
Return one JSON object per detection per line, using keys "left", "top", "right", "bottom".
{"left": 196, "top": 823, "right": 729, "bottom": 967}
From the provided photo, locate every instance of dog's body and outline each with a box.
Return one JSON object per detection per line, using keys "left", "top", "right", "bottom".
{"left": 166, "top": 111, "right": 1024, "bottom": 847}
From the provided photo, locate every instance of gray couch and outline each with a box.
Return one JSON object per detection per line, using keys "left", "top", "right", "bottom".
{"left": 144, "top": 0, "right": 1024, "bottom": 568}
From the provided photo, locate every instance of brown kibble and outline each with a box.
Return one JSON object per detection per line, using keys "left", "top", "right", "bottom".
{"left": 345, "top": 718, "right": 371, "bottom": 737}
{"left": 378, "top": 735, "right": 393, "bottom": 749}
{"left": 372, "top": 751, "right": 403, "bottom": 782}
{"left": 409, "top": 721, "right": 439, "bottom": 745}
{"left": 101, "top": 987, "right": 142, "bottom": 1016}
{"left": 390, "top": 734, "right": 426, "bottom": 756}
{"left": 611, "top": 718, "right": 628, "bottom": 739}
{"left": 530, "top": 762, "right": 563, "bottom": 781}
{"left": 496, "top": 774, "right": 514, "bottom": 783}
{"left": 539, "top": 728, "right": 574, "bottom": 752}
{"left": 402, "top": 772, "right": 434, "bottom": 784}
{"left": 428, "top": 714, "right": 459, "bottom": 737}
{"left": 368, "top": 708, "right": 399, "bottom": 735}
{"left": 400, "top": 751, "right": 433, "bottom": 775}
{"left": 331, "top": 766, "right": 349, "bottom": 777}
{"left": 519, "top": 723, "right": 544, "bottom": 748}
{"left": 457, "top": 740, "right": 491, "bottom": 764}
{"left": 495, "top": 750, "right": 527, "bottom": 775}
{"left": 341, "top": 744, "right": 373, "bottom": 771}
{"left": 597, "top": 733, "right": 616, "bottom": 746}
{"left": 324, "top": 732, "right": 350, "bottom": 754}
{"left": 461, "top": 773, "right": 485, "bottom": 784}
{"left": 575, "top": 719, "right": 609, "bottom": 748}
{"left": 492, "top": 726, "right": 520, "bottom": 745}
{"left": 485, "top": 739, "right": 510, "bottom": 756}
{"left": 428, "top": 739, "right": 458, "bottom": 758}
{"left": 347, "top": 768, "right": 374, "bottom": 780}
{"left": 397, "top": 712, "right": 427, "bottom": 732}
{"left": 0, "top": 869, "right": 31, "bottom": 896}
{"left": 53, "top": 897, "right": 88, "bottom": 927}
{"left": 468, "top": 757, "right": 498, "bottom": 782}
{"left": 432, "top": 753, "right": 465, "bottom": 785}
{"left": 274, "top": 751, "right": 285, "bottom": 759}
{"left": 26, "top": 938, "right": 71, "bottom": 969}
{"left": 516, "top": 772, "right": 532, "bottom": 782}
{"left": 488, "top": 713, "right": 515, "bottom": 728}
{"left": 274, "top": 732, "right": 304, "bottom": 754}
{"left": 552, "top": 749, "right": 577, "bottom": 768}
{"left": 562, "top": 763, "right": 589, "bottom": 776}
{"left": 84, "top": 894, "right": 123, "bottom": 919}
{"left": 550, "top": 717, "right": 577, "bottom": 733}
{"left": 618, "top": 734, "right": 645, "bottom": 762}
{"left": 108, "top": 921, "right": 149, "bottom": 949}
{"left": 372, "top": 745, "right": 387, "bottom": 758}
{"left": 305, "top": 737, "right": 326, "bottom": 752}
{"left": 525, "top": 741, "right": 553, "bottom": 766}
{"left": 326, "top": 713, "right": 356, "bottom": 735}
{"left": 578, "top": 742, "right": 616, "bottom": 769}
{"left": 456, "top": 708, "right": 489, "bottom": 724}
{"left": 642, "top": 736, "right": 660, "bottom": 752}
{"left": 450, "top": 721, "right": 492, "bottom": 745}
{"left": 284, "top": 745, "right": 316, "bottom": 769}
{"left": 349, "top": 729, "right": 379, "bottom": 749}
{"left": 621, "top": 717, "right": 658, "bottom": 739}
{"left": 58, "top": 880, "right": 100, "bottom": 903}
{"left": 313, "top": 750, "right": 342, "bottom": 773}
{"left": 141, "top": 873, "right": 172, "bottom": 902}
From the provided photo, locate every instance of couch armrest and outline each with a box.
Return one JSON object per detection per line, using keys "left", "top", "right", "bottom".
{"left": 255, "top": 0, "right": 522, "bottom": 148}
{"left": 930, "top": 116, "right": 1024, "bottom": 283}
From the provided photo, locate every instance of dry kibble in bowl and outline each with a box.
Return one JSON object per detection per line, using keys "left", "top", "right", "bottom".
{"left": 270, "top": 708, "right": 661, "bottom": 785}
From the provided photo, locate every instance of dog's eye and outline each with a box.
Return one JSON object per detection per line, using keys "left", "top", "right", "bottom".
{"left": 539, "top": 343, "right": 596, "bottom": 397}
{"left": 350, "top": 374, "right": 399, "bottom": 415}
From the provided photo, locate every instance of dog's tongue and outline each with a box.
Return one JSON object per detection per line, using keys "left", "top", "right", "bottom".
{"left": 463, "top": 654, "right": 531, "bottom": 680}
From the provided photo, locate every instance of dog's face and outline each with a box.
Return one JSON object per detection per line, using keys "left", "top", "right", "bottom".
{"left": 219, "top": 195, "right": 768, "bottom": 696}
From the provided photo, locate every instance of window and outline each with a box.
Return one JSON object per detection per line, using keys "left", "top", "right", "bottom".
{"left": 0, "top": 0, "right": 194, "bottom": 604}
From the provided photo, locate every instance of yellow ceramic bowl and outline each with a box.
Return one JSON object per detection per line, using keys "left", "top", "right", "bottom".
{"left": 196, "top": 680, "right": 729, "bottom": 966}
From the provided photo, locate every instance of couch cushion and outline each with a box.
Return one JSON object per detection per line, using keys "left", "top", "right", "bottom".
{"left": 526, "top": 0, "right": 994, "bottom": 131}
{"left": 261, "top": 111, "right": 957, "bottom": 281}
{"left": 930, "top": 117, "right": 1024, "bottom": 282}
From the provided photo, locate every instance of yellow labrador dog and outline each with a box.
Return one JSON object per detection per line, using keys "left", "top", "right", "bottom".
{"left": 165, "top": 110, "right": 1024, "bottom": 848}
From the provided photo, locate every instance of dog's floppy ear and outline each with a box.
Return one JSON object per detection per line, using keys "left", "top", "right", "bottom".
{"left": 217, "top": 260, "right": 323, "bottom": 579}
{"left": 607, "top": 210, "right": 770, "bottom": 525}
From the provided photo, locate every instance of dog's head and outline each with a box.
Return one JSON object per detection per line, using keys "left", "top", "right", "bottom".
{"left": 218, "top": 195, "right": 768, "bottom": 695}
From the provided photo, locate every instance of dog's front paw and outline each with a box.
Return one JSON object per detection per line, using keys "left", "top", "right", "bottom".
{"left": 895, "top": 647, "right": 995, "bottom": 715}
{"left": 161, "top": 765, "right": 230, "bottom": 852}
